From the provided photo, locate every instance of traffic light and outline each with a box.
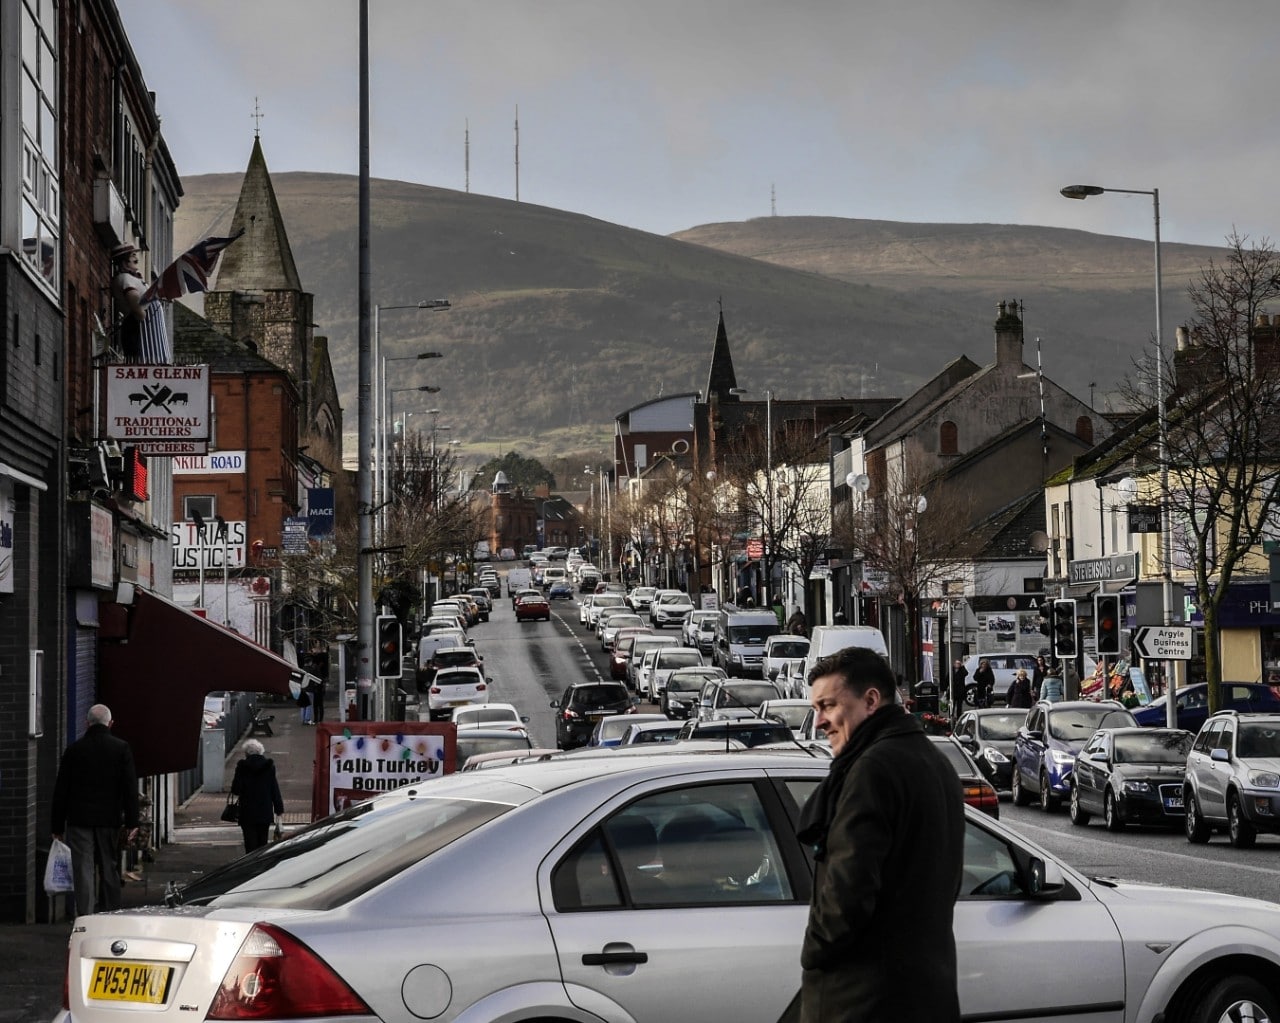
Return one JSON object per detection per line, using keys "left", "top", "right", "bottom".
{"left": 1095, "top": 594, "right": 1121, "bottom": 656}
{"left": 1051, "top": 599, "right": 1077, "bottom": 659}
{"left": 376, "top": 615, "right": 402, "bottom": 679}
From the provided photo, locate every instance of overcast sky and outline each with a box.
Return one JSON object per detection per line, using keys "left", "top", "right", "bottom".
{"left": 117, "top": 0, "right": 1277, "bottom": 248}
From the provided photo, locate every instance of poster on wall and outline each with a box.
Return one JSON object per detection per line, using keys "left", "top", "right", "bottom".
{"left": 311, "top": 722, "right": 456, "bottom": 821}
{"left": 975, "top": 611, "right": 1045, "bottom": 655}
{"left": 0, "top": 477, "right": 13, "bottom": 594}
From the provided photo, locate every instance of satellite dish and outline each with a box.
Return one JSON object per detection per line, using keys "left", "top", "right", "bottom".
{"left": 1028, "top": 530, "right": 1050, "bottom": 554}
{"left": 1115, "top": 476, "right": 1138, "bottom": 497}
{"left": 915, "top": 495, "right": 929, "bottom": 515}
{"left": 846, "top": 473, "right": 870, "bottom": 493}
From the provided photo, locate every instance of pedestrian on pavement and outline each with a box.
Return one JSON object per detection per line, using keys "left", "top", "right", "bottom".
{"left": 230, "top": 738, "right": 284, "bottom": 853}
{"left": 51, "top": 703, "right": 140, "bottom": 916}
{"left": 787, "top": 609, "right": 809, "bottom": 637}
{"left": 306, "top": 673, "right": 325, "bottom": 724}
{"left": 1033, "top": 655, "right": 1049, "bottom": 700}
{"left": 832, "top": 608, "right": 848, "bottom": 624}
{"left": 1040, "top": 668, "right": 1065, "bottom": 703}
{"left": 972, "top": 658, "right": 996, "bottom": 707}
{"left": 797, "top": 646, "right": 965, "bottom": 1022}
{"left": 298, "top": 683, "right": 313, "bottom": 725}
{"left": 773, "top": 595, "right": 787, "bottom": 630}
{"left": 950, "top": 658, "right": 969, "bottom": 712}
{"left": 1007, "top": 668, "right": 1035, "bottom": 708}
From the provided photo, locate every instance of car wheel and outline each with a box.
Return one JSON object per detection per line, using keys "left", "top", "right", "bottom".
{"left": 1068, "top": 785, "right": 1091, "bottom": 826}
{"left": 1011, "top": 765, "right": 1032, "bottom": 806}
{"left": 1186, "top": 974, "right": 1279, "bottom": 1023}
{"left": 1039, "top": 771, "right": 1060, "bottom": 812}
{"left": 1228, "top": 792, "right": 1258, "bottom": 849}
{"left": 1103, "top": 790, "right": 1125, "bottom": 832}
{"left": 1185, "top": 788, "right": 1211, "bottom": 844}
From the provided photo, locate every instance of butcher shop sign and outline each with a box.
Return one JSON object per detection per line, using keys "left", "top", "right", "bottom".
{"left": 105, "top": 364, "right": 211, "bottom": 455}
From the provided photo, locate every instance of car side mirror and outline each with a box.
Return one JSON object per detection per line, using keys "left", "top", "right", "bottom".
{"left": 1025, "top": 855, "right": 1066, "bottom": 898}
{"left": 1025, "top": 729, "right": 1043, "bottom": 742}
{"left": 549, "top": 699, "right": 559, "bottom": 709}
{"left": 1211, "top": 747, "right": 1230, "bottom": 763}
{"left": 958, "top": 735, "right": 977, "bottom": 750}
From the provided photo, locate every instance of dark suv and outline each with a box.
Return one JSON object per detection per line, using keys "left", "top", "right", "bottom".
{"left": 1184, "top": 710, "right": 1280, "bottom": 847}
{"left": 551, "top": 682, "right": 633, "bottom": 749}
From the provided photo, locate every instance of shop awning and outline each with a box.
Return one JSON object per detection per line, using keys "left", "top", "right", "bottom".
{"left": 98, "top": 587, "right": 303, "bottom": 776}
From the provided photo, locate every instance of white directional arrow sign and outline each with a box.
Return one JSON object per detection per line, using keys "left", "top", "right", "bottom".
{"left": 1131, "top": 626, "right": 1193, "bottom": 661}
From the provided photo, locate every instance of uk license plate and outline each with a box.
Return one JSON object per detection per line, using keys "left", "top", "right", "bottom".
{"left": 88, "top": 960, "right": 173, "bottom": 1004}
{"left": 1164, "top": 795, "right": 1183, "bottom": 809}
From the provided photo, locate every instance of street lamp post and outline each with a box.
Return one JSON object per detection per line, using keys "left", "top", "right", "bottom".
{"left": 1061, "top": 183, "right": 1174, "bottom": 727}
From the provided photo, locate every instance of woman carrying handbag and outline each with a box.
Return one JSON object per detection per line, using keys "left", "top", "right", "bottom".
{"left": 229, "top": 739, "right": 284, "bottom": 853}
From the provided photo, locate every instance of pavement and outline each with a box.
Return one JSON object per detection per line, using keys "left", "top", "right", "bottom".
{"left": 4, "top": 697, "right": 340, "bottom": 1022}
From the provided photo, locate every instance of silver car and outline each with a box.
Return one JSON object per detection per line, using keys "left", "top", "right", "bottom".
{"left": 56, "top": 752, "right": 1280, "bottom": 1023}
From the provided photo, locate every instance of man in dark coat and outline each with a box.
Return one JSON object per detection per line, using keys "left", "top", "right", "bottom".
{"left": 797, "top": 647, "right": 965, "bottom": 1022}
{"left": 51, "top": 704, "right": 140, "bottom": 916}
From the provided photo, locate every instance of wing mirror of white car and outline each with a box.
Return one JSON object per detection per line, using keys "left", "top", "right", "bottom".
{"left": 521, "top": 715, "right": 531, "bottom": 723}
{"left": 1026, "top": 855, "right": 1067, "bottom": 899}
{"left": 958, "top": 735, "right": 978, "bottom": 750}
{"left": 1211, "top": 748, "right": 1230, "bottom": 763}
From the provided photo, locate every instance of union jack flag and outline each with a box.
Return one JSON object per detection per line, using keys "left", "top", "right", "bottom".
{"left": 143, "top": 229, "right": 245, "bottom": 303}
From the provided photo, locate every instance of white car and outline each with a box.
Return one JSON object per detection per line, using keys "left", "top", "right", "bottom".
{"left": 648, "top": 646, "right": 707, "bottom": 701}
{"left": 425, "top": 665, "right": 488, "bottom": 720}
{"left": 586, "top": 592, "right": 628, "bottom": 628}
{"left": 682, "top": 609, "right": 718, "bottom": 646}
{"left": 651, "top": 590, "right": 695, "bottom": 628}
{"left": 451, "top": 701, "right": 529, "bottom": 733}
{"left": 758, "top": 698, "right": 813, "bottom": 738}
{"left": 600, "top": 612, "right": 646, "bottom": 650}
{"left": 763, "top": 635, "right": 810, "bottom": 682}
{"left": 62, "top": 752, "right": 1280, "bottom": 1023}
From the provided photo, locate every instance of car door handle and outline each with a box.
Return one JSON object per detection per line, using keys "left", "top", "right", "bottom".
{"left": 582, "top": 950, "right": 649, "bottom": 966}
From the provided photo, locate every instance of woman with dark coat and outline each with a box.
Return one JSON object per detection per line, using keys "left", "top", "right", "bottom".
{"left": 971, "top": 659, "right": 996, "bottom": 708}
{"left": 230, "top": 739, "right": 284, "bottom": 853}
{"left": 1006, "top": 669, "right": 1035, "bottom": 709}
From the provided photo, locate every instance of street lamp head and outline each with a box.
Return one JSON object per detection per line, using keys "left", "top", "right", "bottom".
{"left": 417, "top": 352, "right": 443, "bottom": 360}
{"left": 1060, "top": 184, "right": 1105, "bottom": 200}
{"left": 418, "top": 299, "right": 451, "bottom": 310}
{"left": 728, "top": 387, "right": 750, "bottom": 396}
{"left": 418, "top": 385, "right": 441, "bottom": 393}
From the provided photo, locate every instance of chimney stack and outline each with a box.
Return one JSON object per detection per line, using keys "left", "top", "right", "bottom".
{"left": 994, "top": 299, "right": 1023, "bottom": 368}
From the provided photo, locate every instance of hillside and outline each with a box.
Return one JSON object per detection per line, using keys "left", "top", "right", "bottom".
{"left": 175, "top": 175, "right": 1224, "bottom": 454}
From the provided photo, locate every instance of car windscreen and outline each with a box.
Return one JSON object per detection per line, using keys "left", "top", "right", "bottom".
{"left": 716, "top": 684, "right": 778, "bottom": 709}
{"left": 729, "top": 625, "right": 775, "bottom": 644}
{"left": 168, "top": 790, "right": 522, "bottom": 910}
{"left": 658, "top": 650, "right": 703, "bottom": 668}
{"left": 632, "top": 728, "right": 680, "bottom": 743}
{"left": 1237, "top": 724, "right": 1280, "bottom": 758}
{"left": 435, "top": 670, "right": 481, "bottom": 687}
{"left": 455, "top": 707, "right": 518, "bottom": 726}
{"left": 1048, "top": 707, "right": 1134, "bottom": 741}
{"left": 768, "top": 640, "right": 809, "bottom": 659}
{"left": 692, "top": 723, "right": 793, "bottom": 747}
{"left": 933, "top": 741, "right": 976, "bottom": 776}
{"left": 593, "top": 595, "right": 626, "bottom": 608}
{"left": 569, "top": 685, "right": 630, "bottom": 707}
{"left": 433, "top": 650, "right": 477, "bottom": 667}
{"left": 1113, "top": 731, "right": 1193, "bottom": 763}
{"left": 657, "top": 594, "right": 690, "bottom": 605}
{"left": 605, "top": 615, "right": 644, "bottom": 630}
{"left": 762, "top": 704, "right": 809, "bottom": 728}
{"left": 456, "top": 733, "right": 534, "bottom": 763}
{"left": 976, "top": 713, "right": 1024, "bottom": 740}
{"left": 668, "top": 673, "right": 711, "bottom": 694}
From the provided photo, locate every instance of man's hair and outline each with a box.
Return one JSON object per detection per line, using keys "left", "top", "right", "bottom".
{"left": 243, "top": 739, "right": 265, "bottom": 757}
{"left": 807, "top": 646, "right": 895, "bottom": 701}
{"left": 87, "top": 704, "right": 112, "bottom": 727}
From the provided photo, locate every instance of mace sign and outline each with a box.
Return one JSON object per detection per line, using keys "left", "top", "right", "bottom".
{"left": 105, "top": 364, "right": 211, "bottom": 454}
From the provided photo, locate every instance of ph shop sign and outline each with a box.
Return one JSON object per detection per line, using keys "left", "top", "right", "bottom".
{"left": 105, "top": 364, "right": 210, "bottom": 445}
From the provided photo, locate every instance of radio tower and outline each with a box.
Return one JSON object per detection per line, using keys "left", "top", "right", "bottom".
{"left": 464, "top": 118, "right": 470, "bottom": 193}
{"left": 514, "top": 105, "right": 520, "bottom": 202}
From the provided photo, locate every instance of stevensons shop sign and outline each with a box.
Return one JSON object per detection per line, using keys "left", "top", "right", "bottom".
{"left": 105, "top": 364, "right": 211, "bottom": 455}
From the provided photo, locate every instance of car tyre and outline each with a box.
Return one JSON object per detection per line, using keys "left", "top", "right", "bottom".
{"left": 1039, "top": 770, "right": 1060, "bottom": 812}
{"left": 1068, "top": 785, "right": 1091, "bottom": 826}
{"left": 1011, "top": 766, "right": 1032, "bottom": 806}
{"left": 1186, "top": 974, "right": 1279, "bottom": 1023}
{"left": 1227, "top": 792, "right": 1257, "bottom": 849}
{"left": 1185, "top": 788, "right": 1211, "bottom": 844}
{"left": 1103, "top": 790, "right": 1125, "bottom": 832}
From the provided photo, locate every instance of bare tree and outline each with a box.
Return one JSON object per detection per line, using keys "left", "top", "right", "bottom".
{"left": 1127, "top": 233, "right": 1280, "bottom": 707}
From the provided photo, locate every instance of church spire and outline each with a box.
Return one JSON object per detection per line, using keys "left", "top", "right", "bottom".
{"left": 213, "top": 136, "right": 302, "bottom": 292}
{"left": 705, "top": 307, "right": 740, "bottom": 402}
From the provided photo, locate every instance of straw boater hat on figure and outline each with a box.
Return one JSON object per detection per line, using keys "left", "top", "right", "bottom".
{"left": 110, "top": 242, "right": 138, "bottom": 265}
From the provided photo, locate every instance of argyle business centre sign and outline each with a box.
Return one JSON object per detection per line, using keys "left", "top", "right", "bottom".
{"left": 105, "top": 364, "right": 211, "bottom": 455}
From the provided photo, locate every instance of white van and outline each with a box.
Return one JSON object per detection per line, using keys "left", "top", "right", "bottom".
{"left": 506, "top": 567, "right": 532, "bottom": 599}
{"left": 714, "top": 606, "right": 781, "bottom": 677}
{"left": 798, "top": 625, "right": 891, "bottom": 696}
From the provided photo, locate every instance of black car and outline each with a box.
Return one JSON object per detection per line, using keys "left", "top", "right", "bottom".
{"left": 1070, "top": 726, "right": 1194, "bottom": 830}
{"left": 954, "top": 708, "right": 1024, "bottom": 792}
{"left": 551, "top": 682, "right": 634, "bottom": 749}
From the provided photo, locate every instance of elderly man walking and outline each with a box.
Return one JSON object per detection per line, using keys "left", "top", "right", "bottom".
{"left": 51, "top": 704, "right": 139, "bottom": 916}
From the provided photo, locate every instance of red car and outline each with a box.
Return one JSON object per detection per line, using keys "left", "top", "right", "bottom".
{"left": 515, "top": 594, "right": 551, "bottom": 622}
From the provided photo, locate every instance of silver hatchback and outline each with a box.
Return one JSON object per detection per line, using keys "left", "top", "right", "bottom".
{"left": 56, "top": 752, "right": 1280, "bottom": 1023}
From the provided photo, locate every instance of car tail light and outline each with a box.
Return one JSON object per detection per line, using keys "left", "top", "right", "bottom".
{"left": 206, "top": 923, "right": 370, "bottom": 1019}
{"left": 563, "top": 709, "right": 580, "bottom": 720}
{"left": 477, "top": 683, "right": 487, "bottom": 692}
{"left": 962, "top": 780, "right": 1000, "bottom": 817}
{"left": 429, "top": 687, "right": 441, "bottom": 695}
